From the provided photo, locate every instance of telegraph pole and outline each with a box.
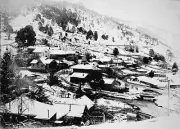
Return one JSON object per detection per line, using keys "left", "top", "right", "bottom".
{"left": 0, "top": 11, "right": 2, "bottom": 105}
{"left": 168, "top": 79, "right": 170, "bottom": 116}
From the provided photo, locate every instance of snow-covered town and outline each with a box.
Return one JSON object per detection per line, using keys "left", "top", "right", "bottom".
{"left": 1, "top": 0, "right": 180, "bottom": 129}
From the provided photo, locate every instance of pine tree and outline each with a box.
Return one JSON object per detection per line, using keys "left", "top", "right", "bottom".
{"left": 86, "top": 30, "right": 93, "bottom": 40}
{"left": 85, "top": 52, "right": 91, "bottom": 62}
{"left": 149, "top": 49, "right": 155, "bottom": 57}
{"left": 113, "top": 48, "right": 119, "bottom": 56}
{"left": 149, "top": 70, "right": 154, "bottom": 78}
{"left": 94, "top": 31, "right": 98, "bottom": 41}
{"left": 0, "top": 50, "right": 15, "bottom": 100}
{"left": 172, "top": 62, "right": 178, "bottom": 72}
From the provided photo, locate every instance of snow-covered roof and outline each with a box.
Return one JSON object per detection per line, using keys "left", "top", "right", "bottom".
{"left": 76, "top": 95, "right": 94, "bottom": 109}
{"left": 5, "top": 96, "right": 53, "bottom": 119}
{"left": 124, "top": 60, "right": 134, "bottom": 64}
{"left": 5, "top": 96, "right": 88, "bottom": 120}
{"left": 66, "top": 105, "right": 86, "bottom": 118}
{"left": 30, "top": 59, "right": 38, "bottom": 64}
{"left": 151, "top": 61, "right": 158, "bottom": 65}
{"left": 71, "top": 72, "right": 88, "bottom": 78}
{"left": 103, "top": 78, "right": 115, "bottom": 84}
{"left": 167, "top": 74, "right": 180, "bottom": 85}
{"left": 138, "top": 76, "right": 167, "bottom": 88}
{"left": 40, "top": 57, "right": 54, "bottom": 65}
{"left": 33, "top": 47, "right": 48, "bottom": 53}
{"left": 91, "top": 58, "right": 100, "bottom": 62}
{"left": 50, "top": 50, "right": 75, "bottom": 55}
{"left": 99, "top": 56, "right": 112, "bottom": 62}
{"left": 31, "top": 57, "right": 55, "bottom": 65}
{"left": 62, "top": 59, "right": 75, "bottom": 66}
{"left": 113, "top": 59, "right": 123, "bottom": 64}
{"left": 19, "top": 70, "right": 36, "bottom": 78}
{"left": 136, "top": 69, "right": 147, "bottom": 72}
{"left": 27, "top": 46, "right": 36, "bottom": 49}
{"left": 71, "top": 64, "right": 100, "bottom": 70}
{"left": 98, "top": 65, "right": 108, "bottom": 68}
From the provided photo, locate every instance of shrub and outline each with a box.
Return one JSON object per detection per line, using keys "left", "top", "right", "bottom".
{"left": 143, "top": 57, "right": 149, "bottom": 64}
{"left": 102, "top": 34, "right": 109, "bottom": 40}
{"left": 136, "top": 46, "right": 139, "bottom": 53}
{"left": 77, "top": 27, "right": 87, "bottom": 34}
{"left": 153, "top": 54, "right": 166, "bottom": 62}
{"left": 41, "top": 18, "right": 45, "bottom": 24}
{"left": 149, "top": 49, "right": 155, "bottom": 57}
{"left": 149, "top": 70, "right": 154, "bottom": 78}
{"left": 112, "top": 37, "right": 115, "bottom": 42}
{"left": 15, "top": 25, "right": 36, "bottom": 47}
{"left": 153, "top": 54, "right": 159, "bottom": 62}
{"left": 35, "top": 14, "right": 41, "bottom": 21}
{"left": 48, "top": 26, "right": 54, "bottom": 36}
{"left": 39, "top": 24, "right": 54, "bottom": 36}
{"left": 113, "top": 48, "right": 119, "bottom": 56}
{"left": 42, "top": 39, "right": 50, "bottom": 47}
{"left": 38, "top": 22, "right": 43, "bottom": 29}
{"left": 148, "top": 57, "right": 152, "bottom": 62}
{"left": 14, "top": 53, "right": 28, "bottom": 67}
{"left": 86, "top": 30, "right": 93, "bottom": 40}
{"left": 172, "top": 62, "right": 178, "bottom": 72}
{"left": 85, "top": 52, "right": 92, "bottom": 62}
{"left": 159, "top": 55, "right": 166, "bottom": 62}
{"left": 94, "top": 31, "right": 98, "bottom": 41}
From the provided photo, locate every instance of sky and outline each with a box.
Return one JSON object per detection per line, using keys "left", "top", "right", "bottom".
{"left": 1, "top": 0, "right": 180, "bottom": 57}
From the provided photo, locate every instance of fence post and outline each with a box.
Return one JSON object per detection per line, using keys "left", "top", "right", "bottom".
{"left": 103, "top": 113, "right": 105, "bottom": 123}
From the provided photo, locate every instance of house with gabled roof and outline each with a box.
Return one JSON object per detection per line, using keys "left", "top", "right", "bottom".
{"left": 5, "top": 95, "right": 93, "bottom": 125}
{"left": 70, "top": 72, "right": 89, "bottom": 84}
{"left": 50, "top": 50, "right": 76, "bottom": 60}
{"left": 32, "top": 47, "right": 50, "bottom": 58}
{"left": 71, "top": 64, "right": 101, "bottom": 73}
{"left": 30, "top": 57, "right": 58, "bottom": 72}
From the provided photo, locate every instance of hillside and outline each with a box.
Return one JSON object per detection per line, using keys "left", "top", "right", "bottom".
{"left": 6, "top": 1, "right": 173, "bottom": 62}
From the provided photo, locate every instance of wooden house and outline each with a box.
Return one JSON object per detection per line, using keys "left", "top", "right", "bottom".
{"left": 30, "top": 57, "right": 58, "bottom": 72}
{"left": 50, "top": 50, "right": 76, "bottom": 60}
{"left": 71, "top": 64, "right": 101, "bottom": 73}
{"left": 70, "top": 72, "right": 89, "bottom": 84}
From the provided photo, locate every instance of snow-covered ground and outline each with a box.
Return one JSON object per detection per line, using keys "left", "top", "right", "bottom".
{"left": 97, "top": 98, "right": 131, "bottom": 109}
{"left": 2, "top": 1, "right": 180, "bottom": 129}
{"left": 19, "top": 114, "right": 180, "bottom": 129}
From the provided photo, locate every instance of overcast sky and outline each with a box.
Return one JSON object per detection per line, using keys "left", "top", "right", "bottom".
{"left": 1, "top": 0, "right": 180, "bottom": 55}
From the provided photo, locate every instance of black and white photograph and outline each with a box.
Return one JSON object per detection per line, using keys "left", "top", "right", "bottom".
{"left": 0, "top": 0, "right": 180, "bottom": 129}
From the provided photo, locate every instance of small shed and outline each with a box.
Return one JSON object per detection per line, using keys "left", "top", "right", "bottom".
{"left": 50, "top": 50, "right": 76, "bottom": 60}
{"left": 103, "top": 78, "right": 116, "bottom": 90}
{"left": 71, "top": 64, "right": 101, "bottom": 73}
{"left": 70, "top": 72, "right": 89, "bottom": 84}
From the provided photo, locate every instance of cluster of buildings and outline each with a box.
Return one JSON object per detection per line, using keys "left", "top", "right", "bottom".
{"left": 3, "top": 95, "right": 96, "bottom": 125}
{"left": 27, "top": 46, "right": 76, "bottom": 72}
{"left": 26, "top": 45, "right": 131, "bottom": 92}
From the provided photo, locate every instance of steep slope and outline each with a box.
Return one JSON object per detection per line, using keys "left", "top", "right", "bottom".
{"left": 8, "top": 1, "right": 173, "bottom": 61}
